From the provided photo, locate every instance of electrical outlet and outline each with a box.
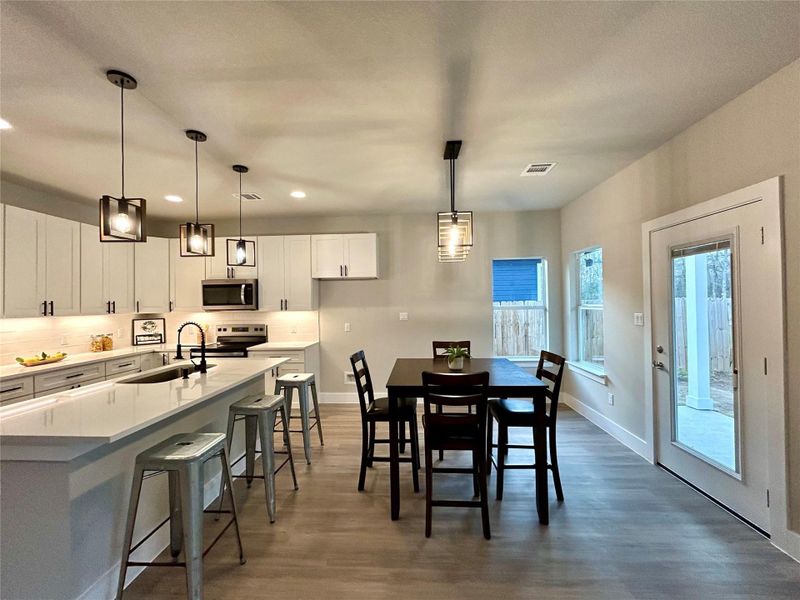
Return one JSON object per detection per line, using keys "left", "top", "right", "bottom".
{"left": 290, "top": 325, "right": 297, "bottom": 334}
{"left": 117, "top": 328, "right": 123, "bottom": 339}
{"left": 633, "top": 312, "right": 644, "bottom": 326}
{"left": 344, "top": 322, "right": 351, "bottom": 333}
{"left": 344, "top": 371, "right": 356, "bottom": 385}
{"left": 399, "top": 312, "right": 409, "bottom": 321}
{"left": 60, "top": 335, "right": 68, "bottom": 346}
{"left": 608, "top": 392, "right": 615, "bottom": 406}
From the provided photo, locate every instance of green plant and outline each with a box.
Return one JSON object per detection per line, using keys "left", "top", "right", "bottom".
{"left": 443, "top": 346, "right": 470, "bottom": 360}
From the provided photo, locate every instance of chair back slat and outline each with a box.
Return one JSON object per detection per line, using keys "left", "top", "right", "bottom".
{"left": 422, "top": 371, "right": 489, "bottom": 431}
{"left": 349, "top": 350, "right": 375, "bottom": 416}
{"left": 536, "top": 351, "right": 566, "bottom": 413}
{"left": 432, "top": 340, "right": 471, "bottom": 358}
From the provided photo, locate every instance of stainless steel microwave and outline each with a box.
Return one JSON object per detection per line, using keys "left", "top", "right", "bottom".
{"left": 201, "top": 279, "right": 259, "bottom": 311}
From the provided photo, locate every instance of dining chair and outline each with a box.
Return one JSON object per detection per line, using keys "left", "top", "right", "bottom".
{"left": 431, "top": 340, "right": 473, "bottom": 460}
{"left": 350, "top": 350, "right": 420, "bottom": 493}
{"left": 486, "top": 351, "right": 566, "bottom": 501}
{"left": 422, "top": 370, "right": 491, "bottom": 539}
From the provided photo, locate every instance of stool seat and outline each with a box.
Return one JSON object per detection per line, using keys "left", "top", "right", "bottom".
{"left": 276, "top": 372, "right": 315, "bottom": 384}
{"left": 138, "top": 432, "right": 226, "bottom": 464}
{"left": 231, "top": 394, "right": 285, "bottom": 414}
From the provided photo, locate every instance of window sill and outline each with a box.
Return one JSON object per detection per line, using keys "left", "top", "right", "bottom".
{"left": 567, "top": 361, "right": 607, "bottom": 385}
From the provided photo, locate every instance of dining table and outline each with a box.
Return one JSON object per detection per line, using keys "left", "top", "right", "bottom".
{"left": 385, "top": 357, "right": 551, "bottom": 524}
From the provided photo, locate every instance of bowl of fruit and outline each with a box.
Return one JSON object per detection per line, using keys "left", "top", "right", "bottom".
{"left": 15, "top": 352, "right": 68, "bottom": 367}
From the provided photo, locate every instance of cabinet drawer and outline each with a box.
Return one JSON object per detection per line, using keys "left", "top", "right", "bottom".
{"left": 37, "top": 376, "right": 105, "bottom": 396}
{"left": 34, "top": 362, "right": 106, "bottom": 393}
{"left": 105, "top": 355, "right": 141, "bottom": 376}
{"left": 0, "top": 376, "right": 34, "bottom": 402}
{"left": 277, "top": 364, "right": 304, "bottom": 376}
{"left": 253, "top": 350, "right": 305, "bottom": 363}
{"left": 0, "top": 393, "right": 34, "bottom": 407}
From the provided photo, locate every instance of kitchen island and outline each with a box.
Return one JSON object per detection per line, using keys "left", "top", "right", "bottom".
{"left": 0, "top": 357, "right": 288, "bottom": 600}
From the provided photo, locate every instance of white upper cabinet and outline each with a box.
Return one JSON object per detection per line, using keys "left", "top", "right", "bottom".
{"left": 170, "top": 238, "right": 205, "bottom": 312}
{"left": 4, "top": 206, "right": 79, "bottom": 317}
{"left": 80, "top": 224, "right": 135, "bottom": 315}
{"left": 105, "top": 243, "right": 135, "bottom": 314}
{"left": 311, "top": 233, "right": 378, "bottom": 279}
{"left": 258, "top": 235, "right": 318, "bottom": 311}
{"left": 206, "top": 237, "right": 258, "bottom": 280}
{"left": 134, "top": 236, "right": 170, "bottom": 313}
{"left": 0, "top": 204, "right": 5, "bottom": 317}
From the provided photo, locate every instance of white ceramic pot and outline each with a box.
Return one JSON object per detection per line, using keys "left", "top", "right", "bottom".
{"left": 448, "top": 356, "right": 464, "bottom": 371}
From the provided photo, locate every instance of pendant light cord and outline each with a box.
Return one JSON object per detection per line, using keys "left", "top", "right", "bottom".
{"left": 120, "top": 85, "right": 125, "bottom": 198}
{"left": 194, "top": 140, "right": 199, "bottom": 224}
{"left": 450, "top": 158, "right": 456, "bottom": 214}
{"left": 239, "top": 171, "right": 243, "bottom": 239}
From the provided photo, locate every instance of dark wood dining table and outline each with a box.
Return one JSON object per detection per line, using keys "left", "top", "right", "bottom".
{"left": 385, "top": 357, "right": 551, "bottom": 524}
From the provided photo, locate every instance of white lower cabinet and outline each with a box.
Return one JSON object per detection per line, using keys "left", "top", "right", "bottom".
{"left": 134, "top": 236, "right": 170, "bottom": 313}
{"left": 250, "top": 346, "right": 319, "bottom": 379}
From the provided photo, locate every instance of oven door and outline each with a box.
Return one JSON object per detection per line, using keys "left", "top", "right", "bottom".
{"left": 201, "top": 279, "right": 258, "bottom": 310}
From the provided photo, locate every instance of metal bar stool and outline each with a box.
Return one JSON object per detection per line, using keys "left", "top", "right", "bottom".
{"left": 274, "top": 373, "right": 324, "bottom": 464}
{"left": 116, "top": 433, "right": 245, "bottom": 600}
{"left": 220, "top": 393, "right": 298, "bottom": 523}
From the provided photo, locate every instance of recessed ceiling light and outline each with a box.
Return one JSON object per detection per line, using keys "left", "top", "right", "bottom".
{"left": 164, "top": 194, "right": 183, "bottom": 203}
{"left": 0, "top": 118, "right": 13, "bottom": 130}
{"left": 290, "top": 190, "right": 306, "bottom": 199}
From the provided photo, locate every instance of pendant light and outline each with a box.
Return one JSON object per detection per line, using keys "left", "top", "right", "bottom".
{"left": 226, "top": 165, "right": 255, "bottom": 267}
{"left": 437, "top": 140, "right": 472, "bottom": 262}
{"left": 179, "top": 130, "right": 215, "bottom": 257}
{"left": 99, "top": 70, "right": 147, "bottom": 242}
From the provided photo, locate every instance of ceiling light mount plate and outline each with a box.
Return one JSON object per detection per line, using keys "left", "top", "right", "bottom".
{"left": 185, "top": 129, "right": 207, "bottom": 143}
{"left": 232, "top": 164, "right": 249, "bottom": 174}
{"left": 443, "top": 140, "right": 462, "bottom": 160}
{"left": 106, "top": 70, "right": 137, "bottom": 90}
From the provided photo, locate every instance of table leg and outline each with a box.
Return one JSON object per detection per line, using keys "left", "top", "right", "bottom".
{"left": 388, "top": 389, "right": 400, "bottom": 520}
{"left": 534, "top": 394, "right": 549, "bottom": 525}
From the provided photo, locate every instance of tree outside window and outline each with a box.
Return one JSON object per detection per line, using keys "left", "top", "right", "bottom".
{"left": 576, "top": 247, "right": 604, "bottom": 370}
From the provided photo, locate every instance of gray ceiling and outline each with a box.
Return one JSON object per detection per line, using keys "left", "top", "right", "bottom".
{"left": 1, "top": 1, "right": 798, "bottom": 220}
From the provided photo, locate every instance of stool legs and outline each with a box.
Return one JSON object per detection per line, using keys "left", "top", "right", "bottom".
{"left": 258, "top": 409, "right": 277, "bottom": 523}
{"left": 168, "top": 471, "right": 183, "bottom": 557}
{"left": 244, "top": 416, "right": 257, "bottom": 487}
{"left": 220, "top": 446, "right": 246, "bottom": 565}
{"left": 116, "top": 465, "right": 144, "bottom": 600}
{"left": 310, "top": 382, "right": 324, "bottom": 446}
{"left": 178, "top": 461, "right": 204, "bottom": 600}
{"left": 280, "top": 403, "right": 299, "bottom": 490}
{"left": 298, "top": 385, "right": 312, "bottom": 464}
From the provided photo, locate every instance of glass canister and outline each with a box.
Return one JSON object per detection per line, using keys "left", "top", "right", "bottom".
{"left": 102, "top": 332, "right": 114, "bottom": 351}
{"left": 90, "top": 335, "right": 103, "bottom": 353}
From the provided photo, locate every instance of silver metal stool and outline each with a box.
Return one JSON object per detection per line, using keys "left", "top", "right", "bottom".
{"left": 220, "top": 394, "right": 298, "bottom": 523}
{"left": 116, "top": 433, "right": 245, "bottom": 600}
{"left": 274, "top": 372, "right": 324, "bottom": 464}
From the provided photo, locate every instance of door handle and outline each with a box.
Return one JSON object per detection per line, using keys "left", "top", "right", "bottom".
{"left": 106, "top": 300, "right": 111, "bottom": 314}
{"left": 112, "top": 300, "right": 116, "bottom": 313}
{"left": 652, "top": 361, "right": 666, "bottom": 370}
{"left": 284, "top": 298, "right": 288, "bottom": 311}
{"left": 339, "top": 265, "right": 343, "bottom": 277}
{"left": 136, "top": 300, "right": 140, "bottom": 313}
{"left": 240, "top": 284, "right": 246, "bottom": 305}
{"left": 41, "top": 300, "right": 48, "bottom": 316}
{"left": 344, "top": 265, "right": 348, "bottom": 277}
{"left": 169, "top": 300, "right": 173, "bottom": 312}
{"left": 49, "top": 301, "right": 54, "bottom": 316}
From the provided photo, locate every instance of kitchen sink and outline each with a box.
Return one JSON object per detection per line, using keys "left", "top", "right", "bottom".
{"left": 118, "top": 364, "right": 217, "bottom": 384}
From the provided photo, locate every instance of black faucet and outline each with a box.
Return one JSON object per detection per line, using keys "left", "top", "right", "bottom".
{"left": 174, "top": 321, "right": 207, "bottom": 374}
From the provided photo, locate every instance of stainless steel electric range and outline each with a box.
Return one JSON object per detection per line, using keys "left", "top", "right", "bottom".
{"left": 190, "top": 323, "right": 267, "bottom": 359}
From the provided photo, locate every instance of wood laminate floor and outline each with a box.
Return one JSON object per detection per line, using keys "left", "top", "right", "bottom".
{"left": 123, "top": 405, "right": 800, "bottom": 599}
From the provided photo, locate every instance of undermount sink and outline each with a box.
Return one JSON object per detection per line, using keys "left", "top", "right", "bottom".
{"left": 118, "top": 364, "right": 217, "bottom": 384}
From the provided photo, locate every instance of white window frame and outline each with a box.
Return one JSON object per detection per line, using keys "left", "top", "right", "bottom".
{"left": 491, "top": 257, "right": 549, "bottom": 361}
{"left": 570, "top": 246, "right": 605, "bottom": 379}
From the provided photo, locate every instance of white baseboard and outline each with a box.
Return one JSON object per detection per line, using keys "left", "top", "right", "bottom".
{"left": 562, "top": 392, "right": 650, "bottom": 461}
{"left": 75, "top": 453, "right": 248, "bottom": 600}
{"left": 318, "top": 390, "right": 386, "bottom": 404}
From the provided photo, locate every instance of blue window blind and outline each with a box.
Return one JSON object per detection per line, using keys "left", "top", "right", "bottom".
{"left": 492, "top": 259, "right": 541, "bottom": 302}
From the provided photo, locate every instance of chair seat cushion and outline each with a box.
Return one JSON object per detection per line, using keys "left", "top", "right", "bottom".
{"left": 367, "top": 396, "right": 417, "bottom": 419}
{"left": 488, "top": 398, "right": 545, "bottom": 426}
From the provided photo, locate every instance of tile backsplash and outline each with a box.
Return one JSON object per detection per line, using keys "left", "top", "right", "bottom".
{"left": 0, "top": 310, "right": 318, "bottom": 366}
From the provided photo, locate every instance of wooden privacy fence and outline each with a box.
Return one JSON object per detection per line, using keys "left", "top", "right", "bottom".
{"left": 493, "top": 302, "right": 547, "bottom": 357}
{"left": 673, "top": 297, "right": 733, "bottom": 373}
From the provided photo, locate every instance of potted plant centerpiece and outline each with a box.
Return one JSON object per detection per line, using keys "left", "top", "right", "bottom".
{"left": 443, "top": 345, "right": 469, "bottom": 371}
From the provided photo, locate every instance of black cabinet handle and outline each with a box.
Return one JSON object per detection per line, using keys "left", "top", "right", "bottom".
{"left": 65, "top": 372, "right": 85, "bottom": 380}
{"left": 49, "top": 300, "right": 54, "bottom": 316}
{"left": 41, "top": 300, "right": 47, "bottom": 316}
{"left": 339, "top": 265, "right": 343, "bottom": 277}
{"left": 112, "top": 300, "right": 116, "bottom": 313}
{"left": 2, "top": 385, "right": 23, "bottom": 394}
{"left": 285, "top": 298, "right": 288, "bottom": 310}
{"left": 344, "top": 265, "right": 348, "bottom": 277}
{"left": 136, "top": 300, "right": 140, "bottom": 313}
{"left": 116, "top": 362, "right": 133, "bottom": 368}
{"left": 169, "top": 300, "right": 174, "bottom": 312}
{"left": 106, "top": 300, "right": 111, "bottom": 314}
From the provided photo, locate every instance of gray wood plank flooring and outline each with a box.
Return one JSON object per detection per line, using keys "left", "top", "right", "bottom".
{"left": 123, "top": 406, "right": 800, "bottom": 599}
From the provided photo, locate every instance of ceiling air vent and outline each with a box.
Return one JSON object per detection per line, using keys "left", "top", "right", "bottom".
{"left": 521, "top": 162, "right": 557, "bottom": 177}
{"left": 232, "top": 192, "right": 263, "bottom": 201}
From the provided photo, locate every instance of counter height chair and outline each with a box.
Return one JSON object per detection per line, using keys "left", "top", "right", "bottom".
{"left": 487, "top": 351, "right": 566, "bottom": 502}
{"left": 274, "top": 372, "right": 324, "bottom": 465}
{"left": 116, "top": 432, "right": 245, "bottom": 600}
{"left": 422, "top": 370, "right": 491, "bottom": 539}
{"left": 431, "top": 340, "right": 473, "bottom": 460}
{"left": 350, "top": 350, "right": 420, "bottom": 493}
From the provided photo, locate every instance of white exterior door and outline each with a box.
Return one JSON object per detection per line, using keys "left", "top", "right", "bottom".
{"left": 257, "top": 236, "right": 285, "bottom": 311}
{"left": 311, "top": 234, "right": 344, "bottom": 278}
{"left": 3, "top": 206, "right": 46, "bottom": 317}
{"left": 284, "top": 235, "right": 315, "bottom": 310}
{"left": 105, "top": 243, "right": 135, "bottom": 314}
{"left": 80, "top": 224, "right": 107, "bottom": 315}
{"left": 649, "top": 198, "right": 779, "bottom": 532}
{"left": 344, "top": 233, "right": 378, "bottom": 278}
{"left": 134, "top": 237, "right": 170, "bottom": 313}
{"left": 170, "top": 238, "right": 205, "bottom": 311}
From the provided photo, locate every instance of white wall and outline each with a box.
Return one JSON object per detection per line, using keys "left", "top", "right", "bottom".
{"left": 559, "top": 59, "right": 800, "bottom": 528}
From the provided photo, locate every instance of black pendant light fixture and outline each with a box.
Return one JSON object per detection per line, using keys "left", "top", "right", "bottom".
{"left": 437, "top": 140, "right": 472, "bottom": 262}
{"left": 99, "top": 70, "right": 147, "bottom": 242}
{"left": 179, "top": 130, "right": 215, "bottom": 257}
{"left": 226, "top": 164, "right": 255, "bottom": 267}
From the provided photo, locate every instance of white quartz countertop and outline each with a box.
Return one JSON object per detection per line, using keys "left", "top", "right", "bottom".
{"left": 0, "top": 357, "right": 288, "bottom": 448}
{"left": 248, "top": 340, "right": 319, "bottom": 351}
{"left": 0, "top": 344, "right": 178, "bottom": 379}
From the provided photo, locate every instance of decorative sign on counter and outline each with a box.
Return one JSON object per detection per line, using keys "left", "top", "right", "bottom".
{"left": 131, "top": 318, "right": 166, "bottom": 345}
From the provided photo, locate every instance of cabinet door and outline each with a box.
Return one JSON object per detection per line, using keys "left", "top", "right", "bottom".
{"left": 284, "top": 235, "right": 317, "bottom": 310}
{"left": 4, "top": 206, "right": 46, "bottom": 317}
{"left": 44, "top": 216, "right": 81, "bottom": 316}
{"left": 205, "top": 238, "right": 229, "bottom": 279}
{"left": 105, "top": 243, "right": 135, "bottom": 314}
{"left": 80, "top": 224, "right": 107, "bottom": 315}
{"left": 0, "top": 204, "right": 4, "bottom": 317}
{"left": 134, "top": 237, "right": 170, "bottom": 313}
{"left": 311, "top": 234, "right": 345, "bottom": 279}
{"left": 344, "top": 233, "right": 378, "bottom": 279}
{"left": 170, "top": 238, "right": 205, "bottom": 311}
{"left": 257, "top": 235, "right": 285, "bottom": 311}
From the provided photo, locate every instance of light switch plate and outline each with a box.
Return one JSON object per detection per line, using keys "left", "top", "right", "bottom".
{"left": 344, "top": 322, "right": 351, "bottom": 332}
{"left": 608, "top": 392, "right": 615, "bottom": 406}
{"left": 633, "top": 312, "right": 644, "bottom": 326}
{"left": 399, "top": 312, "right": 409, "bottom": 321}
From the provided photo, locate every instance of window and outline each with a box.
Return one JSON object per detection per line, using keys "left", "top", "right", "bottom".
{"left": 575, "top": 247, "right": 604, "bottom": 372}
{"left": 492, "top": 258, "right": 548, "bottom": 358}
